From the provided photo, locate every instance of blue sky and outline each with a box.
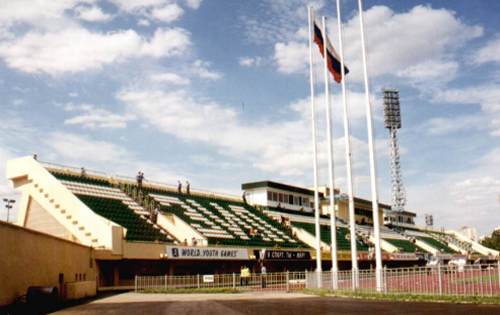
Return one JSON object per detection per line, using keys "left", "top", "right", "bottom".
{"left": 0, "top": 0, "right": 499, "bottom": 235}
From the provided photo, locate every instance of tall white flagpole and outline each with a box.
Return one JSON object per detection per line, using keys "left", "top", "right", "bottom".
{"left": 357, "top": 0, "right": 383, "bottom": 292}
{"left": 321, "top": 16, "right": 338, "bottom": 290}
{"left": 308, "top": 5, "right": 322, "bottom": 288}
{"left": 336, "top": 0, "right": 359, "bottom": 290}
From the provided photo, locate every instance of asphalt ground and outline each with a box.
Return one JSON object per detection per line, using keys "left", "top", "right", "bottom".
{"left": 51, "top": 292, "right": 500, "bottom": 315}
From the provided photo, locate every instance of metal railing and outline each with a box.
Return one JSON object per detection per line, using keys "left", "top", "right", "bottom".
{"left": 306, "top": 263, "right": 500, "bottom": 296}
{"left": 135, "top": 272, "right": 306, "bottom": 292}
{"left": 135, "top": 263, "right": 500, "bottom": 297}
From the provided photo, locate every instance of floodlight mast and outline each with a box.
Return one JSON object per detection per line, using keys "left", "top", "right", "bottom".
{"left": 383, "top": 89, "right": 406, "bottom": 213}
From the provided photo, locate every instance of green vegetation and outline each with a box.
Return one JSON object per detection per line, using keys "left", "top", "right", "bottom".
{"left": 139, "top": 287, "right": 240, "bottom": 294}
{"left": 451, "top": 273, "right": 499, "bottom": 285}
{"left": 302, "top": 288, "right": 500, "bottom": 305}
{"left": 481, "top": 230, "right": 500, "bottom": 251}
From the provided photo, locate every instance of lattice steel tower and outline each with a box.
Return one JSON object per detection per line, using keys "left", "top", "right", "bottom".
{"left": 383, "top": 89, "right": 406, "bottom": 212}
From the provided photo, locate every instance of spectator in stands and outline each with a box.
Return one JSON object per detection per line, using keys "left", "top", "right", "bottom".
{"left": 242, "top": 192, "right": 247, "bottom": 204}
{"left": 186, "top": 181, "right": 190, "bottom": 195}
{"left": 80, "top": 167, "right": 87, "bottom": 177}
{"left": 191, "top": 237, "right": 197, "bottom": 246}
{"left": 177, "top": 181, "right": 182, "bottom": 194}
{"left": 136, "top": 171, "right": 144, "bottom": 190}
{"left": 183, "top": 238, "right": 188, "bottom": 246}
{"left": 33, "top": 154, "right": 37, "bottom": 160}
{"left": 152, "top": 206, "right": 159, "bottom": 223}
{"left": 261, "top": 264, "right": 267, "bottom": 288}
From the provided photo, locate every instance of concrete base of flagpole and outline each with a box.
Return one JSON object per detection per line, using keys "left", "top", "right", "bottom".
{"left": 351, "top": 267, "right": 359, "bottom": 290}
{"left": 331, "top": 269, "right": 338, "bottom": 290}
{"left": 316, "top": 270, "right": 322, "bottom": 289}
{"left": 375, "top": 267, "right": 383, "bottom": 292}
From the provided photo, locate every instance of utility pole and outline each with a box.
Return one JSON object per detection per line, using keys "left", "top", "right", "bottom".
{"left": 3, "top": 198, "right": 15, "bottom": 222}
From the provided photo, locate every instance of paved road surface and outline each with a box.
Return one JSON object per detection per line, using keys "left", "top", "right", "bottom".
{"left": 52, "top": 292, "right": 500, "bottom": 315}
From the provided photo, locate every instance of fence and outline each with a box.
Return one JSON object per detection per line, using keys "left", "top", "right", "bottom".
{"left": 135, "top": 272, "right": 306, "bottom": 292}
{"left": 135, "top": 263, "right": 500, "bottom": 297}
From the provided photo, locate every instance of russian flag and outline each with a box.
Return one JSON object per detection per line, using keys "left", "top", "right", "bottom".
{"left": 313, "top": 22, "right": 349, "bottom": 83}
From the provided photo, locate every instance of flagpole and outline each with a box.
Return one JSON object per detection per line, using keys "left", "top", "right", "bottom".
{"left": 308, "top": 5, "right": 322, "bottom": 288}
{"left": 357, "top": 0, "right": 383, "bottom": 292}
{"left": 320, "top": 16, "right": 338, "bottom": 290}
{"left": 336, "top": 0, "right": 359, "bottom": 290}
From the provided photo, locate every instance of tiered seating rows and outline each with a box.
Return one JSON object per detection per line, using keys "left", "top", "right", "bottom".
{"left": 145, "top": 188, "right": 304, "bottom": 248}
{"left": 418, "top": 237, "right": 457, "bottom": 254}
{"left": 292, "top": 222, "right": 368, "bottom": 251}
{"left": 384, "top": 238, "right": 420, "bottom": 253}
{"left": 51, "top": 171, "right": 111, "bottom": 187}
{"left": 77, "top": 195, "right": 171, "bottom": 242}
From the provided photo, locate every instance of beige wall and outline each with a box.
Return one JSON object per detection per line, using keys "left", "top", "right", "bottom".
{"left": 0, "top": 221, "right": 96, "bottom": 306}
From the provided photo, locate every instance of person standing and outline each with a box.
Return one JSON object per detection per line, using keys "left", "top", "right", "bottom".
{"left": 186, "top": 181, "right": 190, "bottom": 195}
{"left": 177, "top": 181, "right": 182, "bottom": 194}
{"left": 240, "top": 266, "right": 250, "bottom": 286}
{"left": 261, "top": 264, "right": 267, "bottom": 288}
{"left": 136, "top": 171, "right": 144, "bottom": 190}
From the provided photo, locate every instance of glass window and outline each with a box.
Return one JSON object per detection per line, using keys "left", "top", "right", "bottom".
{"left": 278, "top": 193, "right": 284, "bottom": 202}
{"left": 289, "top": 195, "right": 294, "bottom": 204}
{"left": 272, "top": 192, "right": 278, "bottom": 201}
{"left": 267, "top": 191, "right": 272, "bottom": 200}
{"left": 299, "top": 196, "right": 302, "bottom": 206}
{"left": 303, "top": 197, "right": 309, "bottom": 206}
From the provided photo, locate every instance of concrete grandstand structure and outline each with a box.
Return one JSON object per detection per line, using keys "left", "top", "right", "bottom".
{"left": 5, "top": 156, "right": 499, "bottom": 292}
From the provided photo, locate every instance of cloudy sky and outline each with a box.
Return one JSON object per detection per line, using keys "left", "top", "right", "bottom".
{"left": 0, "top": 0, "right": 499, "bottom": 234}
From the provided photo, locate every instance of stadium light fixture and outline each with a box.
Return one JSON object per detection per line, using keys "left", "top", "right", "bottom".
{"left": 3, "top": 198, "right": 15, "bottom": 222}
{"left": 383, "top": 88, "right": 406, "bottom": 213}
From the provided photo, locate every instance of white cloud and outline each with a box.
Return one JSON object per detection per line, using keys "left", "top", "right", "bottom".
{"left": 0, "top": 1, "right": 79, "bottom": 30}
{"left": 151, "top": 3, "right": 184, "bottom": 23}
{"left": 239, "top": 56, "right": 263, "bottom": 67}
{"left": 274, "top": 41, "right": 308, "bottom": 74}
{"left": 184, "top": 0, "right": 202, "bottom": 10}
{"left": 75, "top": 5, "right": 112, "bottom": 22}
{"left": 118, "top": 87, "right": 376, "bottom": 178}
{"left": 397, "top": 60, "right": 458, "bottom": 85}
{"left": 138, "top": 19, "right": 151, "bottom": 26}
{"left": 421, "top": 115, "right": 486, "bottom": 135}
{"left": 44, "top": 132, "right": 181, "bottom": 184}
{"left": 474, "top": 37, "right": 500, "bottom": 65}
{"left": 432, "top": 84, "right": 500, "bottom": 136}
{"left": 407, "top": 146, "right": 500, "bottom": 234}
{"left": 241, "top": 0, "right": 325, "bottom": 44}
{"left": 150, "top": 72, "right": 190, "bottom": 85}
{"left": 109, "top": 0, "right": 170, "bottom": 12}
{"left": 46, "top": 132, "right": 129, "bottom": 163}
{"left": 191, "top": 59, "right": 222, "bottom": 80}
{"left": 63, "top": 103, "right": 135, "bottom": 129}
{"left": 0, "top": 27, "right": 191, "bottom": 75}
{"left": 272, "top": 5, "right": 482, "bottom": 82}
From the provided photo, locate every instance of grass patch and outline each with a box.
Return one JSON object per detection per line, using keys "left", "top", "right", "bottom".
{"left": 452, "top": 274, "right": 499, "bottom": 285}
{"left": 302, "top": 288, "right": 500, "bottom": 305}
{"left": 139, "top": 287, "right": 241, "bottom": 294}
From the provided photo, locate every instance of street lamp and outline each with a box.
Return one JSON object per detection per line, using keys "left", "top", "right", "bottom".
{"left": 3, "top": 198, "right": 15, "bottom": 222}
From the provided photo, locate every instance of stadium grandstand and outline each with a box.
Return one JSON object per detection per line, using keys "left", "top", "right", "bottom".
{"left": 3, "top": 155, "right": 499, "bottom": 296}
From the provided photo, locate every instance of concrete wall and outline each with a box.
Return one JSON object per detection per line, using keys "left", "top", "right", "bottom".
{"left": 0, "top": 221, "right": 96, "bottom": 306}
{"left": 7, "top": 156, "right": 118, "bottom": 248}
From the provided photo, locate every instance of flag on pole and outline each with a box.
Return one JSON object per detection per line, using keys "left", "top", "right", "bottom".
{"left": 313, "top": 22, "right": 349, "bottom": 83}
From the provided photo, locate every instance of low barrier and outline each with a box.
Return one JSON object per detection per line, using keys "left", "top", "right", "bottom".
{"left": 135, "top": 263, "right": 500, "bottom": 297}
{"left": 135, "top": 272, "right": 306, "bottom": 292}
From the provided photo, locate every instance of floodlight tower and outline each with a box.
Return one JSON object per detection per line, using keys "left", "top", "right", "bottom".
{"left": 383, "top": 89, "right": 406, "bottom": 213}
